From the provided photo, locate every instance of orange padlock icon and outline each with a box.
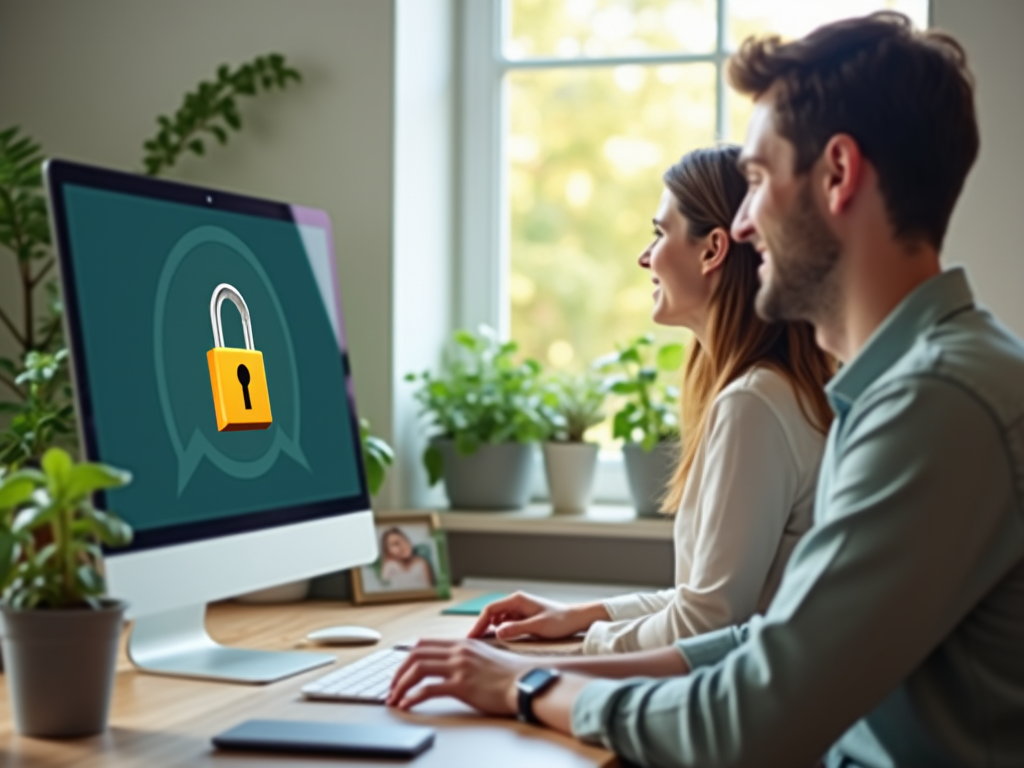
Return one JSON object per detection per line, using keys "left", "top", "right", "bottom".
{"left": 206, "top": 283, "right": 273, "bottom": 432}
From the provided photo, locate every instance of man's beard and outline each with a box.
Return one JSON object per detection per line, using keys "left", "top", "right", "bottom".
{"left": 755, "top": 181, "right": 842, "bottom": 324}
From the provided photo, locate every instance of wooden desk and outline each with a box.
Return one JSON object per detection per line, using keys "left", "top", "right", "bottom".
{"left": 0, "top": 589, "right": 615, "bottom": 767}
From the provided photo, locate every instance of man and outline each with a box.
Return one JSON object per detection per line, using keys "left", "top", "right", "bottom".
{"left": 387, "top": 13, "right": 1024, "bottom": 767}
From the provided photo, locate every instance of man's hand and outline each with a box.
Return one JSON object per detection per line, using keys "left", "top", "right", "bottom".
{"left": 386, "top": 638, "right": 534, "bottom": 714}
{"left": 467, "top": 592, "right": 610, "bottom": 641}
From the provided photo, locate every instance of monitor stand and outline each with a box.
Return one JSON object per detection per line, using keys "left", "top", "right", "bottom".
{"left": 127, "top": 604, "right": 335, "bottom": 684}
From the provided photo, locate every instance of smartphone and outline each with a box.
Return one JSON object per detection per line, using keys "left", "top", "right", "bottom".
{"left": 212, "top": 719, "right": 435, "bottom": 758}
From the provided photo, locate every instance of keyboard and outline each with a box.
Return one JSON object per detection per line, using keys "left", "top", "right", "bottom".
{"left": 301, "top": 647, "right": 409, "bottom": 703}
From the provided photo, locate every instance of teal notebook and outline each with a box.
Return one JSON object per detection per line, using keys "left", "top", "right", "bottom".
{"left": 441, "top": 592, "right": 509, "bottom": 616}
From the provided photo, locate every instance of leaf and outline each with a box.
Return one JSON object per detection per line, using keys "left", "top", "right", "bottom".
{"left": 41, "top": 446, "right": 72, "bottom": 491}
{"left": 453, "top": 330, "right": 478, "bottom": 351}
{"left": 364, "top": 455, "right": 384, "bottom": 497}
{"left": 612, "top": 410, "right": 633, "bottom": 441}
{"left": 364, "top": 436, "right": 394, "bottom": 465}
{"left": 76, "top": 564, "right": 105, "bottom": 596}
{"left": 0, "top": 476, "right": 35, "bottom": 509}
{"left": 12, "top": 502, "right": 58, "bottom": 533}
{"left": 619, "top": 347, "right": 642, "bottom": 366}
{"left": 65, "top": 462, "right": 131, "bottom": 501}
{"left": 656, "top": 343, "right": 685, "bottom": 372}
{"left": 0, "top": 528, "right": 19, "bottom": 587}
{"left": 423, "top": 445, "right": 444, "bottom": 487}
{"left": 81, "top": 508, "right": 133, "bottom": 546}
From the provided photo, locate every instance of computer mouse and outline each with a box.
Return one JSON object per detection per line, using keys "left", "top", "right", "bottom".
{"left": 305, "top": 625, "right": 382, "bottom": 645}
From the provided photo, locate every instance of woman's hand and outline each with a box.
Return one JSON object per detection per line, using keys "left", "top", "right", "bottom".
{"left": 467, "top": 592, "right": 611, "bottom": 641}
{"left": 386, "top": 638, "right": 534, "bottom": 714}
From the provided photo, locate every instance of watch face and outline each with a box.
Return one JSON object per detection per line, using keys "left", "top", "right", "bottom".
{"left": 519, "top": 668, "right": 555, "bottom": 694}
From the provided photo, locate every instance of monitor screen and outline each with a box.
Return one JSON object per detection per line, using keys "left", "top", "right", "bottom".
{"left": 46, "top": 161, "right": 369, "bottom": 554}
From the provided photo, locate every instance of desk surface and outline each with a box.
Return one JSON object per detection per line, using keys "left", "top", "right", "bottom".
{"left": 0, "top": 589, "right": 614, "bottom": 768}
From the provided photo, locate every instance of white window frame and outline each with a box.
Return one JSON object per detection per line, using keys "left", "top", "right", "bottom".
{"left": 458, "top": 0, "right": 732, "bottom": 503}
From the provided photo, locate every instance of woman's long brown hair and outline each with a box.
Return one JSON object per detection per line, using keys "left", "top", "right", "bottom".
{"left": 661, "top": 145, "right": 835, "bottom": 513}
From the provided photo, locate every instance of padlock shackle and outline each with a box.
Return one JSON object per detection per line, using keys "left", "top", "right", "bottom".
{"left": 210, "top": 283, "right": 255, "bottom": 350}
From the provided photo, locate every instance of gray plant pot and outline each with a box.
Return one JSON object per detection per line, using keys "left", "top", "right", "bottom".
{"left": 433, "top": 439, "right": 535, "bottom": 510}
{"left": 622, "top": 441, "right": 679, "bottom": 517}
{"left": 0, "top": 600, "right": 126, "bottom": 737}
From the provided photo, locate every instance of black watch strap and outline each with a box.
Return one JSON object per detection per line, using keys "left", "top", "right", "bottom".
{"left": 516, "top": 668, "right": 561, "bottom": 725}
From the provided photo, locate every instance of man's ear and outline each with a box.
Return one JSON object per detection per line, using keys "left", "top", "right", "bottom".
{"left": 821, "top": 134, "right": 863, "bottom": 216}
{"left": 700, "top": 227, "right": 730, "bottom": 275}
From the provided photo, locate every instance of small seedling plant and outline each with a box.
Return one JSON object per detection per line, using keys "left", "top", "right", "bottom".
{"left": 597, "top": 334, "right": 684, "bottom": 452}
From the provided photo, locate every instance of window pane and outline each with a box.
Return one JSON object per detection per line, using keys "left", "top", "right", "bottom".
{"left": 727, "top": 0, "right": 930, "bottom": 51}
{"left": 508, "top": 64, "right": 715, "bottom": 376}
{"left": 506, "top": 0, "right": 718, "bottom": 60}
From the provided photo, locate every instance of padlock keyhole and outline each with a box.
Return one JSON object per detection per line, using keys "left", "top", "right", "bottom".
{"left": 237, "top": 364, "right": 253, "bottom": 410}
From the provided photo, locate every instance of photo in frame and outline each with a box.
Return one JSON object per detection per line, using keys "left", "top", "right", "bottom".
{"left": 351, "top": 513, "right": 452, "bottom": 604}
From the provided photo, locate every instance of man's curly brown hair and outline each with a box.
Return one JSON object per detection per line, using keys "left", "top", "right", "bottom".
{"left": 729, "top": 12, "right": 978, "bottom": 250}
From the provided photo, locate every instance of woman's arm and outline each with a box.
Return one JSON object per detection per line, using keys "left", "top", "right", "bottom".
{"left": 585, "top": 389, "right": 803, "bottom": 654}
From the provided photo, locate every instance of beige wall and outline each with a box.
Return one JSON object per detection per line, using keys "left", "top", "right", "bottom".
{"left": 0, "top": 0, "right": 396, "bottom": 469}
{"left": 933, "top": 0, "right": 1024, "bottom": 335}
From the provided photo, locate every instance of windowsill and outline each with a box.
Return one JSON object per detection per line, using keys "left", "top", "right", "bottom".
{"left": 376, "top": 505, "right": 673, "bottom": 540}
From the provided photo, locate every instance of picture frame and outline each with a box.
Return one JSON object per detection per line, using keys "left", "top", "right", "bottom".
{"left": 351, "top": 513, "right": 452, "bottom": 605}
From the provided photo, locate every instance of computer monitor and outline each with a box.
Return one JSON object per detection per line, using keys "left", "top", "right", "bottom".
{"left": 44, "top": 159, "right": 377, "bottom": 683}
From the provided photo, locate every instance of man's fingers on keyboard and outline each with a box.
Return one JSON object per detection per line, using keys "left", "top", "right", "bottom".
{"left": 399, "top": 681, "right": 459, "bottom": 710}
{"left": 390, "top": 660, "right": 455, "bottom": 706}
{"left": 390, "top": 647, "right": 447, "bottom": 692}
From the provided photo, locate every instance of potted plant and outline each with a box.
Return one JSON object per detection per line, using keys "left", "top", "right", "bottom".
{"left": 0, "top": 447, "right": 133, "bottom": 737}
{"left": 538, "top": 372, "right": 607, "bottom": 513}
{"left": 598, "top": 334, "right": 684, "bottom": 517}
{"left": 407, "top": 326, "right": 545, "bottom": 510}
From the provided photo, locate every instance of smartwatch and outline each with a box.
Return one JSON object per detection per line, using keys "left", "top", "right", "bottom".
{"left": 516, "top": 668, "right": 561, "bottom": 725}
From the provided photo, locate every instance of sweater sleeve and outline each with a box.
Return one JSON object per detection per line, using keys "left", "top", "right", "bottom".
{"left": 582, "top": 390, "right": 800, "bottom": 654}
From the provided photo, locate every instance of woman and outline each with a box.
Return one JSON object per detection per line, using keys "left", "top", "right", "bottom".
{"left": 379, "top": 527, "right": 435, "bottom": 590}
{"left": 469, "top": 145, "right": 834, "bottom": 654}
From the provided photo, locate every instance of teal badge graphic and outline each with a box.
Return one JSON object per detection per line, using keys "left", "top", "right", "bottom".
{"left": 154, "top": 225, "right": 308, "bottom": 495}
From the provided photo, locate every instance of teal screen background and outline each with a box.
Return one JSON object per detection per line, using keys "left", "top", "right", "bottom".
{"left": 63, "top": 185, "right": 363, "bottom": 533}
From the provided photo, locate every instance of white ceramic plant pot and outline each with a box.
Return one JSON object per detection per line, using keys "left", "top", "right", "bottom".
{"left": 542, "top": 441, "right": 599, "bottom": 514}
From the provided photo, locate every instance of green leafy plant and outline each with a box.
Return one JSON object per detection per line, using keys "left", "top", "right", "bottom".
{"left": 0, "top": 350, "right": 76, "bottom": 469}
{"left": 142, "top": 54, "right": 302, "bottom": 176}
{"left": 0, "top": 447, "right": 132, "bottom": 610}
{"left": 360, "top": 418, "right": 394, "bottom": 498}
{"left": 539, "top": 372, "right": 607, "bottom": 443}
{"left": 406, "top": 326, "right": 546, "bottom": 486}
{"left": 0, "top": 127, "right": 59, "bottom": 366}
{"left": 597, "top": 334, "right": 684, "bottom": 452}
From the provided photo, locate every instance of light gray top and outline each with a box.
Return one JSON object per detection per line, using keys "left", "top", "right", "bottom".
{"left": 584, "top": 367, "right": 824, "bottom": 654}
{"left": 571, "top": 268, "right": 1024, "bottom": 767}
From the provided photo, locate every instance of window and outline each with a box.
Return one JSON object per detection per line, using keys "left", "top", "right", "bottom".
{"left": 459, "top": 0, "right": 929, "bottom": 498}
